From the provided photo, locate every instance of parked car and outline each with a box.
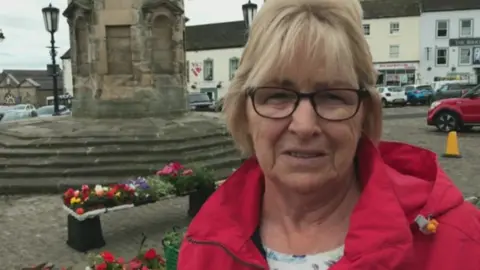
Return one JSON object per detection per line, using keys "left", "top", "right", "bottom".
{"left": 36, "top": 105, "right": 71, "bottom": 117}
{"left": 10, "top": 103, "right": 38, "bottom": 117}
{"left": 188, "top": 93, "right": 214, "bottom": 111}
{"left": 431, "top": 83, "right": 477, "bottom": 102}
{"left": 427, "top": 84, "right": 480, "bottom": 132}
{"left": 0, "top": 110, "right": 37, "bottom": 122}
{"left": 377, "top": 86, "right": 407, "bottom": 107}
{"left": 403, "top": 84, "right": 434, "bottom": 105}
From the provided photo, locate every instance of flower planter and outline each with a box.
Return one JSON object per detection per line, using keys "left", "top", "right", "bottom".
{"left": 187, "top": 185, "right": 216, "bottom": 218}
{"left": 164, "top": 245, "right": 179, "bottom": 270}
{"left": 66, "top": 214, "right": 105, "bottom": 252}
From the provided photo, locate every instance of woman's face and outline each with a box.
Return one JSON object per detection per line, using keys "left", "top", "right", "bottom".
{"left": 246, "top": 64, "right": 365, "bottom": 194}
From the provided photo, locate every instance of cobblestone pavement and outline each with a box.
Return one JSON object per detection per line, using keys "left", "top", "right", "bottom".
{"left": 1, "top": 115, "right": 479, "bottom": 269}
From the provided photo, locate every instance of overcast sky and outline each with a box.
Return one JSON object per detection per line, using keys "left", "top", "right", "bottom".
{"left": 0, "top": 0, "right": 263, "bottom": 70}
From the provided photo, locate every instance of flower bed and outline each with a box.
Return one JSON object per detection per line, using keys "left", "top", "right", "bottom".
{"left": 25, "top": 229, "right": 186, "bottom": 270}
{"left": 62, "top": 162, "right": 216, "bottom": 217}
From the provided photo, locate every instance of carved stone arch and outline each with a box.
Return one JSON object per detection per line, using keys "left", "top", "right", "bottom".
{"left": 4, "top": 93, "right": 15, "bottom": 105}
{"left": 151, "top": 14, "right": 174, "bottom": 74}
{"left": 75, "top": 16, "right": 89, "bottom": 76}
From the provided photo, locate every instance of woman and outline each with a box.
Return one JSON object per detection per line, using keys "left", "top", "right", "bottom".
{"left": 178, "top": 0, "right": 480, "bottom": 269}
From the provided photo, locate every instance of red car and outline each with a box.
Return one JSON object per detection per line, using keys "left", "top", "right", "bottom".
{"left": 427, "top": 84, "right": 480, "bottom": 132}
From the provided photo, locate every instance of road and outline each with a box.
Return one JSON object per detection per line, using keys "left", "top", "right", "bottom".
{"left": 1, "top": 109, "right": 479, "bottom": 269}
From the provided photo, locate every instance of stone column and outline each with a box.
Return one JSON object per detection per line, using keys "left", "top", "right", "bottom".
{"left": 63, "top": 0, "right": 187, "bottom": 118}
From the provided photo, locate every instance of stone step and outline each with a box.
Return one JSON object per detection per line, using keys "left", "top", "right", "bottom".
{"left": 0, "top": 167, "right": 238, "bottom": 194}
{"left": 0, "top": 155, "right": 242, "bottom": 178}
{"left": 0, "top": 129, "right": 229, "bottom": 148}
{"left": 0, "top": 136, "right": 234, "bottom": 157}
{"left": 0, "top": 146, "right": 238, "bottom": 168}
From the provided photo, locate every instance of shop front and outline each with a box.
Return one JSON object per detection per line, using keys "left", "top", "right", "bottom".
{"left": 375, "top": 62, "right": 419, "bottom": 86}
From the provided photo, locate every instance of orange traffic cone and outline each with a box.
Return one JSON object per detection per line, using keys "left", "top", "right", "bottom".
{"left": 442, "top": 131, "right": 461, "bottom": 158}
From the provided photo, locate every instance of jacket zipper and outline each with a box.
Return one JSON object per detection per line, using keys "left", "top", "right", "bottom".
{"left": 187, "top": 236, "right": 265, "bottom": 269}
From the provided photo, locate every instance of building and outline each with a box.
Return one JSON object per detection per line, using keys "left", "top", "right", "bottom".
{"left": 0, "top": 69, "right": 64, "bottom": 106}
{"left": 419, "top": 0, "right": 480, "bottom": 84}
{"left": 362, "top": 0, "right": 421, "bottom": 86}
{"left": 185, "top": 21, "right": 246, "bottom": 100}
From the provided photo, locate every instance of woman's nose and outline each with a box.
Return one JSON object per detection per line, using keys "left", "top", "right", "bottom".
{"left": 288, "top": 99, "right": 321, "bottom": 138}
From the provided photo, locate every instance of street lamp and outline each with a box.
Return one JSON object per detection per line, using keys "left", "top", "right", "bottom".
{"left": 42, "top": 3, "right": 61, "bottom": 115}
{"left": 242, "top": 0, "right": 258, "bottom": 29}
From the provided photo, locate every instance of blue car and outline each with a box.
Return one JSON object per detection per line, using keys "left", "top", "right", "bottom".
{"left": 403, "top": 84, "right": 434, "bottom": 105}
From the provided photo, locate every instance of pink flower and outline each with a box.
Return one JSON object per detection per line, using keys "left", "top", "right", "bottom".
{"left": 156, "top": 162, "right": 184, "bottom": 176}
{"left": 182, "top": 169, "right": 193, "bottom": 176}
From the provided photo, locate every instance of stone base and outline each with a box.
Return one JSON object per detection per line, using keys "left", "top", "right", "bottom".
{"left": 0, "top": 112, "right": 243, "bottom": 194}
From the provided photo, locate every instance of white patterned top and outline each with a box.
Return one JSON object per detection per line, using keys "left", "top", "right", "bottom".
{"left": 265, "top": 245, "right": 344, "bottom": 270}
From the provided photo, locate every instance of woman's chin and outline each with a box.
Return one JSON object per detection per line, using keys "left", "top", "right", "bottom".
{"left": 277, "top": 171, "right": 334, "bottom": 194}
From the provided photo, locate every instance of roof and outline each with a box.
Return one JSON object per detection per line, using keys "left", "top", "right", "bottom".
{"left": 186, "top": 20, "right": 247, "bottom": 51}
{"left": 421, "top": 0, "right": 480, "bottom": 12}
{"left": 362, "top": 0, "right": 421, "bottom": 19}
{"left": 0, "top": 69, "right": 63, "bottom": 91}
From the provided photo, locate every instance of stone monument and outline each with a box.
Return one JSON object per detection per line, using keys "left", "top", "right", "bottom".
{"left": 0, "top": 0, "right": 241, "bottom": 196}
{"left": 63, "top": 0, "right": 188, "bottom": 118}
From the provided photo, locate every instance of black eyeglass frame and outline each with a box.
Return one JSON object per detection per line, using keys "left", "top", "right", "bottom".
{"left": 247, "top": 87, "right": 370, "bottom": 121}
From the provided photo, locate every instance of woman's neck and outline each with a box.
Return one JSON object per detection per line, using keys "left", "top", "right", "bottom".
{"left": 260, "top": 167, "right": 361, "bottom": 253}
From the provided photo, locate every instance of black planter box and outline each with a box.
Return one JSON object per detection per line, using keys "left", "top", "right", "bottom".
{"left": 66, "top": 215, "right": 106, "bottom": 252}
{"left": 188, "top": 186, "right": 215, "bottom": 218}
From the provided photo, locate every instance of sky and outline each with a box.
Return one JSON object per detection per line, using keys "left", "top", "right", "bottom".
{"left": 0, "top": 0, "right": 263, "bottom": 70}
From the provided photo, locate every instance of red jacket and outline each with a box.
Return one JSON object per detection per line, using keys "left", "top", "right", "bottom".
{"left": 178, "top": 139, "right": 480, "bottom": 269}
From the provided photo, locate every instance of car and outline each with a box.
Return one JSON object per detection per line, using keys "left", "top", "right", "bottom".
{"left": 377, "top": 86, "right": 407, "bottom": 107}
{"left": 0, "top": 110, "right": 37, "bottom": 122}
{"left": 431, "top": 83, "right": 477, "bottom": 102}
{"left": 9, "top": 103, "right": 38, "bottom": 117}
{"left": 188, "top": 93, "right": 215, "bottom": 111}
{"left": 427, "top": 84, "right": 480, "bottom": 132}
{"left": 403, "top": 84, "right": 434, "bottom": 105}
{"left": 36, "top": 105, "right": 71, "bottom": 117}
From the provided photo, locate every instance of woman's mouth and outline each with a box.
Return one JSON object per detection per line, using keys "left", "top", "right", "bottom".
{"left": 285, "top": 151, "right": 326, "bottom": 159}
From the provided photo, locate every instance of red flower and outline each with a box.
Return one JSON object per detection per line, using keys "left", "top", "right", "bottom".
{"left": 100, "top": 251, "right": 115, "bottom": 263}
{"left": 64, "top": 188, "right": 75, "bottom": 198}
{"left": 81, "top": 185, "right": 90, "bottom": 192}
{"left": 144, "top": 248, "right": 157, "bottom": 260}
{"left": 95, "top": 262, "right": 107, "bottom": 270}
{"left": 117, "top": 257, "right": 125, "bottom": 264}
{"left": 129, "top": 259, "right": 142, "bottom": 269}
{"left": 141, "top": 266, "right": 149, "bottom": 270}
{"left": 106, "top": 190, "right": 115, "bottom": 199}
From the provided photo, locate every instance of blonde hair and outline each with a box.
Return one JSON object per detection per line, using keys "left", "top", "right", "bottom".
{"left": 224, "top": 0, "right": 382, "bottom": 155}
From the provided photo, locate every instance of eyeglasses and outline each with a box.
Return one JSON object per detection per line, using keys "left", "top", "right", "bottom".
{"left": 248, "top": 87, "right": 370, "bottom": 121}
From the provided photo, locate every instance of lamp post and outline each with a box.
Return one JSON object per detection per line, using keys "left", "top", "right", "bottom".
{"left": 42, "top": 3, "right": 61, "bottom": 115}
{"left": 242, "top": 0, "right": 258, "bottom": 29}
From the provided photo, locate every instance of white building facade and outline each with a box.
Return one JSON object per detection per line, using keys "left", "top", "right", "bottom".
{"left": 186, "top": 47, "right": 242, "bottom": 100}
{"left": 363, "top": 16, "right": 421, "bottom": 85}
{"left": 420, "top": 8, "right": 480, "bottom": 85}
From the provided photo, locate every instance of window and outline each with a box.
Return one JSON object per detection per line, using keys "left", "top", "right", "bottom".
{"left": 460, "top": 19, "right": 473, "bottom": 37}
{"left": 459, "top": 48, "right": 472, "bottom": 65}
{"left": 389, "top": 22, "right": 399, "bottom": 34}
{"left": 436, "top": 20, "right": 449, "bottom": 38}
{"left": 389, "top": 45, "right": 399, "bottom": 58}
{"left": 363, "top": 24, "right": 370, "bottom": 36}
{"left": 229, "top": 57, "right": 239, "bottom": 80}
{"left": 203, "top": 59, "right": 213, "bottom": 81}
{"left": 435, "top": 48, "right": 448, "bottom": 66}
